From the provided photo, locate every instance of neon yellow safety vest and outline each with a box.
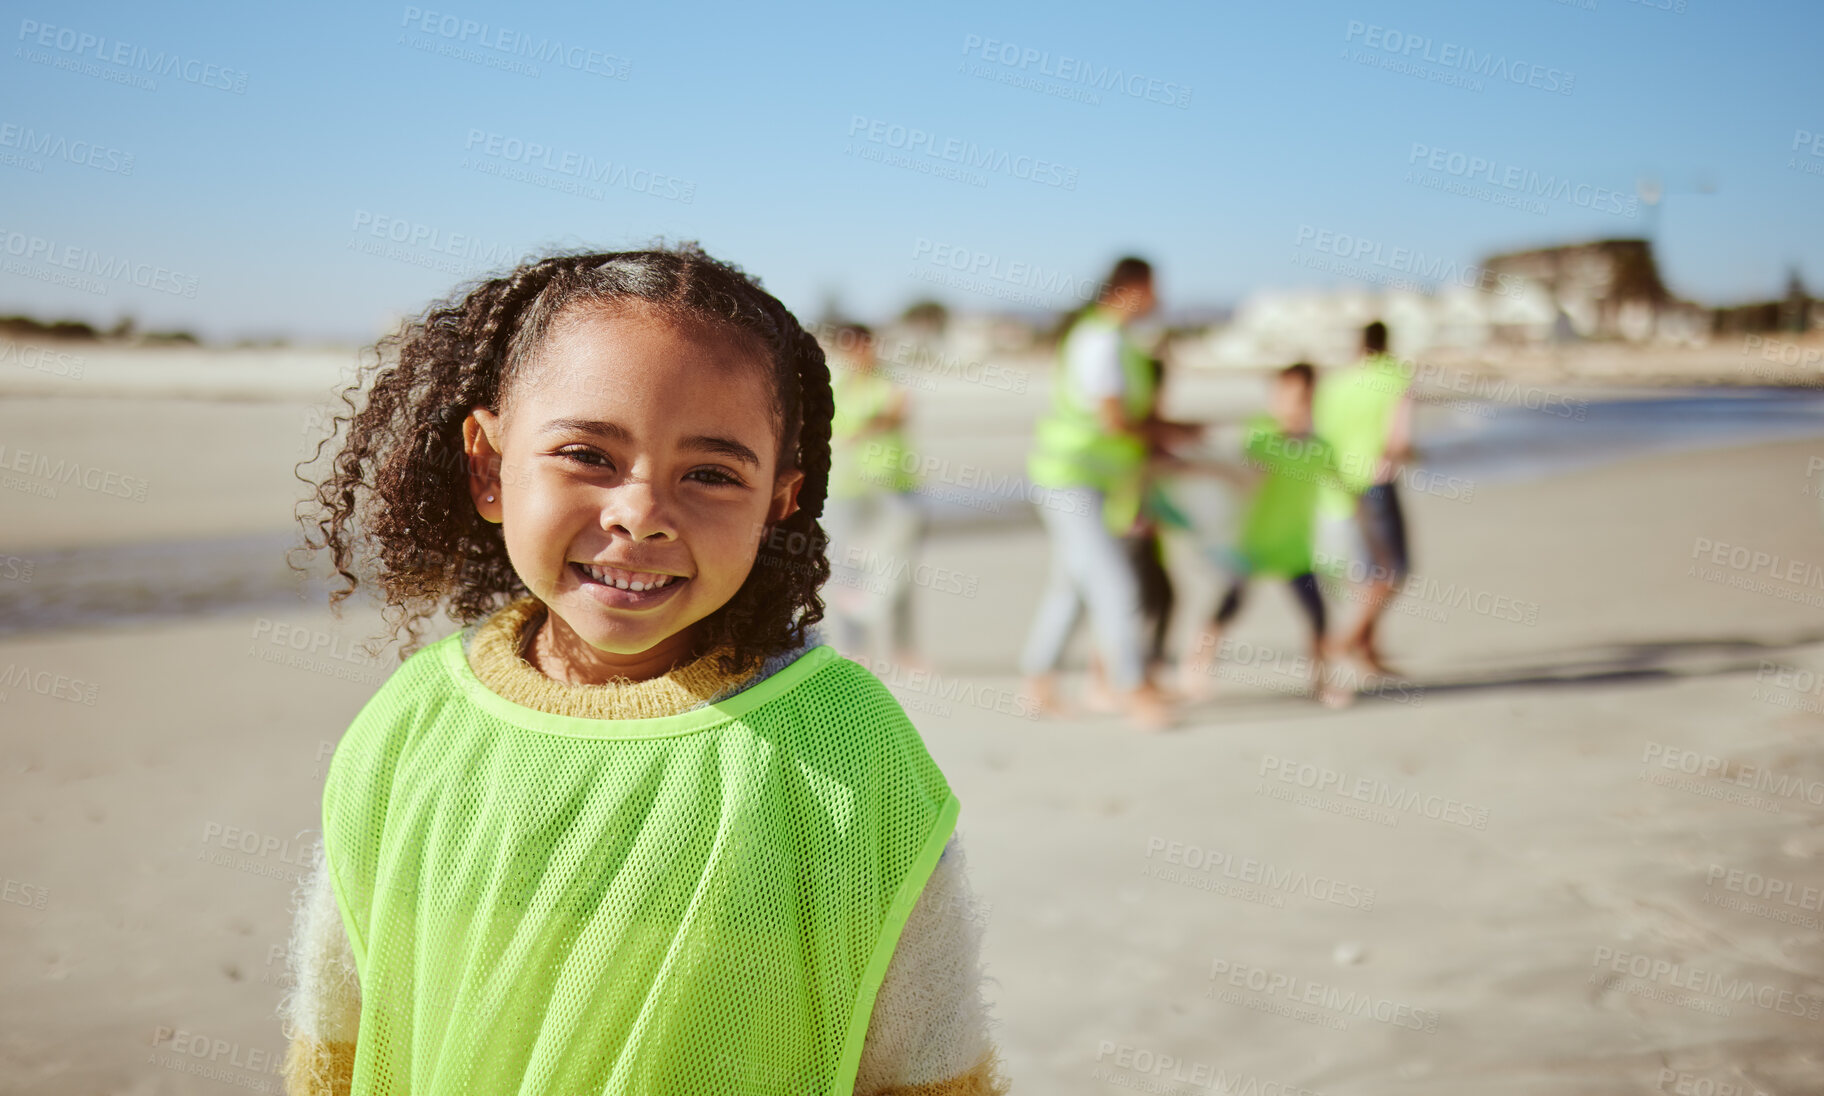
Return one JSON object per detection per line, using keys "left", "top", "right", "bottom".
{"left": 1312, "top": 353, "right": 1411, "bottom": 517}
{"left": 1237, "top": 415, "right": 1338, "bottom": 578}
{"left": 322, "top": 635, "right": 958, "bottom": 1096}
{"left": 829, "top": 368, "right": 916, "bottom": 500}
{"left": 1027, "top": 307, "right": 1156, "bottom": 532}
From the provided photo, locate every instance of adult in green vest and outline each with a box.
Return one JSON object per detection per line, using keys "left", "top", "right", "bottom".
{"left": 823, "top": 322, "right": 924, "bottom": 664}
{"left": 1313, "top": 320, "right": 1415, "bottom": 675}
{"left": 1020, "top": 257, "right": 1178, "bottom": 729}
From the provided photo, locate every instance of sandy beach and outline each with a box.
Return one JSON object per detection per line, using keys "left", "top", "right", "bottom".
{"left": 3, "top": 355, "right": 1823, "bottom": 1095}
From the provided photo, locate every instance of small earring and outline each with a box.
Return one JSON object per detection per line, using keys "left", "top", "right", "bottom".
{"left": 485, "top": 494, "right": 496, "bottom": 503}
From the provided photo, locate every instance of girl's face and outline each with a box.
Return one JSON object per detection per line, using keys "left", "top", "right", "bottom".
{"left": 464, "top": 305, "right": 803, "bottom": 683}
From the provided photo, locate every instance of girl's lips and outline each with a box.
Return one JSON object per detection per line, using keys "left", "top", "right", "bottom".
{"left": 571, "top": 561, "right": 689, "bottom": 609}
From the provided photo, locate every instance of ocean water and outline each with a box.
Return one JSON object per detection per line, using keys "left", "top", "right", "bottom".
{"left": 5, "top": 389, "right": 1824, "bottom": 635}
{"left": 1415, "top": 387, "right": 1824, "bottom": 483}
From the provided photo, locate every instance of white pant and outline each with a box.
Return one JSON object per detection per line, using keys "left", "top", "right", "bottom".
{"left": 822, "top": 492, "right": 924, "bottom": 660}
{"left": 1019, "top": 486, "right": 1146, "bottom": 690}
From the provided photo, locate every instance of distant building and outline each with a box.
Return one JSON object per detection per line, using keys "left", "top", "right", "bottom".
{"left": 1711, "top": 268, "right": 1817, "bottom": 337}
{"left": 1480, "top": 238, "right": 1698, "bottom": 342}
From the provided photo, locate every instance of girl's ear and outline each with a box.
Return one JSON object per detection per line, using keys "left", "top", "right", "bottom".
{"left": 463, "top": 409, "right": 505, "bottom": 524}
{"left": 767, "top": 468, "right": 805, "bottom": 524}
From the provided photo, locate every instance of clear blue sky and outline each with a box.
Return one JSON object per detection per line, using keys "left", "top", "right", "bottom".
{"left": 4, "top": 0, "right": 1821, "bottom": 341}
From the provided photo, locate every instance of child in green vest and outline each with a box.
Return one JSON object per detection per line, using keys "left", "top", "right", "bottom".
{"left": 282, "top": 247, "right": 1003, "bottom": 1096}
{"left": 1179, "top": 363, "right": 1350, "bottom": 708}
{"left": 822, "top": 322, "right": 925, "bottom": 666}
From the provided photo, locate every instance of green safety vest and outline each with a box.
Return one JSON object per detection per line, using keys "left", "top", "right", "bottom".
{"left": 1237, "top": 415, "right": 1338, "bottom": 578}
{"left": 1312, "top": 354, "right": 1411, "bottom": 517}
{"left": 829, "top": 369, "right": 915, "bottom": 500}
{"left": 1027, "top": 308, "right": 1156, "bottom": 531}
{"left": 322, "top": 636, "right": 958, "bottom": 1096}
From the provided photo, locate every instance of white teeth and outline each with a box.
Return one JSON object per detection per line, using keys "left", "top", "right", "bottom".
{"left": 578, "top": 564, "right": 681, "bottom": 591}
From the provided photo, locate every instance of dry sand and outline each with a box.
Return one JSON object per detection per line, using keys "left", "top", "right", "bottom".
{"left": 2, "top": 368, "right": 1823, "bottom": 1095}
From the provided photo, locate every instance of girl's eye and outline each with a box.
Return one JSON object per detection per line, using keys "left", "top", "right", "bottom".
{"left": 686, "top": 467, "right": 744, "bottom": 487}
{"left": 556, "top": 446, "right": 612, "bottom": 469}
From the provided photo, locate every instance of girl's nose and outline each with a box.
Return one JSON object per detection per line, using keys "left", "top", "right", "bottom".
{"left": 601, "top": 480, "right": 677, "bottom": 541}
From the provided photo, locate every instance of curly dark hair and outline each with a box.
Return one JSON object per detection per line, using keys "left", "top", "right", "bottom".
{"left": 297, "top": 243, "right": 833, "bottom": 673}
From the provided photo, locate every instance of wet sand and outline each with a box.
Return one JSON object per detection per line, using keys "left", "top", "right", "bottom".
{"left": 3, "top": 369, "right": 1823, "bottom": 1094}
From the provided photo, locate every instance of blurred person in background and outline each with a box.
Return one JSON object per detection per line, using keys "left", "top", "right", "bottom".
{"left": 1314, "top": 320, "right": 1414, "bottom": 676}
{"left": 1129, "top": 352, "right": 1179, "bottom": 687}
{"left": 1178, "top": 363, "right": 1350, "bottom": 707}
{"left": 1085, "top": 350, "right": 1182, "bottom": 703}
{"left": 823, "top": 322, "right": 926, "bottom": 667}
{"left": 1020, "top": 257, "right": 1191, "bottom": 729}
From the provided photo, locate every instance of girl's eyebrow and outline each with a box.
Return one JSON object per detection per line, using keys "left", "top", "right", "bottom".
{"left": 541, "top": 417, "right": 760, "bottom": 469}
{"left": 542, "top": 417, "right": 631, "bottom": 442}
{"left": 682, "top": 435, "right": 761, "bottom": 469}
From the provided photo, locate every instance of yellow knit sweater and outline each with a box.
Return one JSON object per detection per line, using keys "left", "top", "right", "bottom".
{"left": 282, "top": 598, "right": 1005, "bottom": 1096}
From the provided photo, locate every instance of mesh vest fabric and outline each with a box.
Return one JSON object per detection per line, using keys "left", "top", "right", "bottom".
{"left": 1237, "top": 415, "right": 1337, "bottom": 578}
{"left": 1027, "top": 308, "right": 1156, "bottom": 531}
{"left": 1313, "top": 354, "right": 1410, "bottom": 515}
{"left": 829, "top": 369, "right": 917, "bottom": 500}
{"left": 321, "top": 634, "right": 959, "bottom": 1096}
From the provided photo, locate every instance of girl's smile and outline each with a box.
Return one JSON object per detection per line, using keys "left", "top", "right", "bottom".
{"left": 570, "top": 561, "right": 689, "bottom": 605}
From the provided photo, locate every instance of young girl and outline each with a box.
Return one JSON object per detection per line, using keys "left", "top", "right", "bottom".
{"left": 280, "top": 246, "right": 1004, "bottom": 1096}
